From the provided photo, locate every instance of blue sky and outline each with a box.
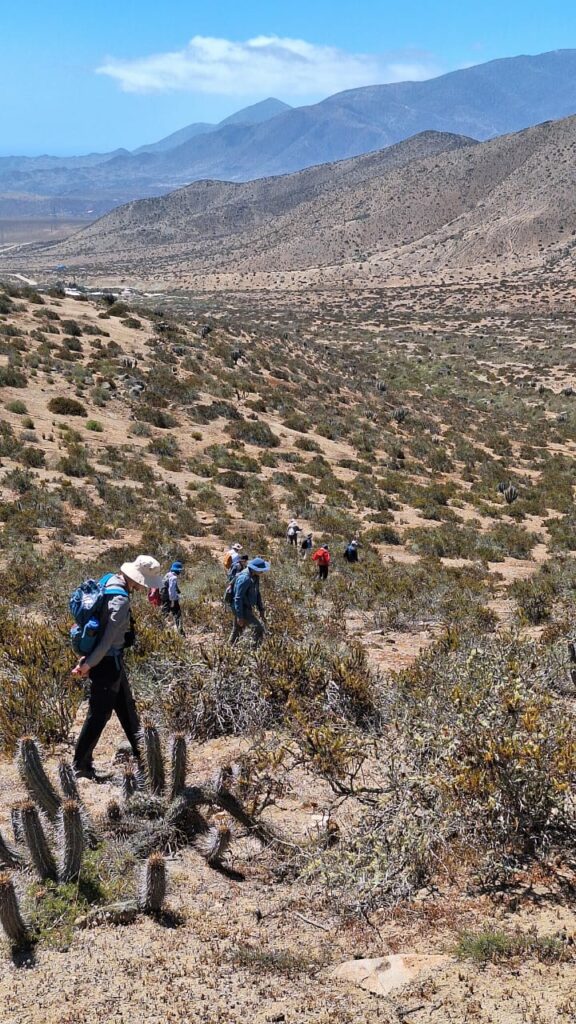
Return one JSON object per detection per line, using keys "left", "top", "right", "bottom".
{"left": 1, "top": 0, "right": 575, "bottom": 155}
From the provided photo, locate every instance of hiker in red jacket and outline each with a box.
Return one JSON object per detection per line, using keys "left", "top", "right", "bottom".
{"left": 312, "top": 544, "right": 331, "bottom": 580}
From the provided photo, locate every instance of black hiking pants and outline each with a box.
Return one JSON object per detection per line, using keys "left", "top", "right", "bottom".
{"left": 229, "top": 611, "right": 265, "bottom": 646}
{"left": 318, "top": 564, "right": 329, "bottom": 580}
{"left": 73, "top": 656, "right": 141, "bottom": 770}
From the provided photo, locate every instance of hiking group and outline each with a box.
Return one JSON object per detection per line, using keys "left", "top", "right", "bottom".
{"left": 68, "top": 523, "right": 357, "bottom": 781}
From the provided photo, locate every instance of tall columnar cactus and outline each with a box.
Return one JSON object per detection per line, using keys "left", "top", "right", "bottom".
{"left": 142, "top": 722, "right": 165, "bottom": 796}
{"left": 57, "top": 800, "right": 85, "bottom": 883}
{"left": 138, "top": 853, "right": 166, "bottom": 913}
{"left": 17, "top": 737, "right": 61, "bottom": 820}
{"left": 58, "top": 761, "right": 99, "bottom": 850}
{"left": 0, "top": 873, "right": 30, "bottom": 948}
{"left": 0, "top": 829, "right": 24, "bottom": 869}
{"left": 122, "top": 764, "right": 139, "bottom": 801}
{"left": 169, "top": 733, "right": 188, "bottom": 801}
{"left": 504, "top": 484, "right": 518, "bottom": 504}
{"left": 20, "top": 801, "right": 57, "bottom": 882}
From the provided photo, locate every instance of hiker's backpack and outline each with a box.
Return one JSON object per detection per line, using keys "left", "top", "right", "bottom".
{"left": 148, "top": 587, "right": 161, "bottom": 607}
{"left": 69, "top": 573, "right": 128, "bottom": 656}
{"left": 223, "top": 551, "right": 233, "bottom": 570}
{"left": 160, "top": 574, "right": 170, "bottom": 606}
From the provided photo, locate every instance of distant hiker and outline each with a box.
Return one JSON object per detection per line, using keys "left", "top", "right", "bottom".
{"left": 161, "top": 561, "right": 184, "bottom": 634}
{"left": 286, "top": 520, "right": 301, "bottom": 547}
{"left": 230, "top": 556, "right": 270, "bottom": 646}
{"left": 300, "top": 532, "right": 313, "bottom": 559}
{"left": 71, "top": 555, "right": 163, "bottom": 780}
{"left": 224, "top": 542, "right": 243, "bottom": 571}
{"left": 312, "top": 544, "right": 331, "bottom": 580}
{"left": 344, "top": 540, "right": 360, "bottom": 564}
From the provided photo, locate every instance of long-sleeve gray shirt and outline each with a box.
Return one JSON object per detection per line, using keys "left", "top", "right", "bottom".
{"left": 85, "top": 574, "right": 131, "bottom": 668}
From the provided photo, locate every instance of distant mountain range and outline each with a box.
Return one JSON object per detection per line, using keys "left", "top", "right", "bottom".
{"left": 10, "top": 113, "right": 576, "bottom": 293}
{"left": 2, "top": 49, "right": 576, "bottom": 221}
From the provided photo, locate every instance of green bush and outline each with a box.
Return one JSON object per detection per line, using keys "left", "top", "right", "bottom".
{"left": 226, "top": 419, "right": 280, "bottom": 448}
{"left": 85, "top": 419, "right": 103, "bottom": 432}
{"left": 6, "top": 399, "right": 27, "bottom": 414}
{"left": 48, "top": 396, "right": 87, "bottom": 417}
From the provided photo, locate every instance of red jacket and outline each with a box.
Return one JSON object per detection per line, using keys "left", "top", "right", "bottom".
{"left": 312, "top": 548, "right": 331, "bottom": 566}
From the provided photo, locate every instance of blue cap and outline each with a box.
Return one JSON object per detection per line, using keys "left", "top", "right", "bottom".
{"left": 170, "top": 561, "right": 183, "bottom": 573}
{"left": 248, "top": 557, "right": 271, "bottom": 573}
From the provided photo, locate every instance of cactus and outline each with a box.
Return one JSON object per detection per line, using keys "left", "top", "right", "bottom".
{"left": 138, "top": 853, "right": 166, "bottom": 913}
{"left": 0, "top": 829, "right": 24, "bottom": 869}
{"left": 107, "top": 800, "right": 122, "bottom": 822}
{"left": 10, "top": 806, "right": 24, "bottom": 845}
{"left": 58, "top": 761, "right": 99, "bottom": 850}
{"left": 17, "top": 737, "right": 61, "bottom": 820}
{"left": 497, "top": 481, "right": 509, "bottom": 494}
{"left": 195, "top": 824, "right": 231, "bottom": 865}
{"left": 392, "top": 407, "right": 407, "bottom": 423}
{"left": 504, "top": 484, "right": 518, "bottom": 504}
{"left": 122, "top": 764, "right": 139, "bottom": 802}
{"left": 57, "top": 800, "right": 85, "bottom": 883}
{"left": 0, "top": 873, "right": 30, "bottom": 948}
{"left": 169, "top": 733, "right": 187, "bottom": 800}
{"left": 142, "top": 722, "right": 165, "bottom": 796}
{"left": 20, "top": 801, "right": 57, "bottom": 881}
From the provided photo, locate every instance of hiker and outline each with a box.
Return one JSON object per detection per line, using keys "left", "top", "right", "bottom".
{"left": 71, "top": 555, "right": 163, "bottom": 780}
{"left": 161, "top": 560, "right": 184, "bottom": 634}
{"left": 344, "top": 539, "right": 360, "bottom": 564}
{"left": 230, "top": 556, "right": 270, "bottom": 646}
{"left": 224, "top": 542, "right": 243, "bottom": 571}
{"left": 312, "top": 544, "right": 331, "bottom": 580}
{"left": 300, "top": 532, "right": 313, "bottom": 559}
{"left": 286, "top": 519, "right": 301, "bottom": 547}
{"left": 229, "top": 551, "right": 249, "bottom": 580}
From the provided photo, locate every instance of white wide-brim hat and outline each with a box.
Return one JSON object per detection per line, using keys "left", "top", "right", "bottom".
{"left": 121, "top": 555, "right": 163, "bottom": 589}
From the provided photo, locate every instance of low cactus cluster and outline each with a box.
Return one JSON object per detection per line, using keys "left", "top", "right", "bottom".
{"left": 0, "top": 726, "right": 282, "bottom": 952}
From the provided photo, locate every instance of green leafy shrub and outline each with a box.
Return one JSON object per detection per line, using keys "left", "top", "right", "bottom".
{"left": 85, "top": 419, "right": 103, "bottom": 432}
{"left": 6, "top": 399, "right": 27, "bottom": 414}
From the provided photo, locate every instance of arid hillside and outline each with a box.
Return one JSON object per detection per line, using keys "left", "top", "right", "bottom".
{"left": 4, "top": 114, "right": 576, "bottom": 298}
{"left": 0, "top": 281, "right": 575, "bottom": 1023}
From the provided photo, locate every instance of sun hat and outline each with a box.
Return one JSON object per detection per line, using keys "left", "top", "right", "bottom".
{"left": 248, "top": 557, "right": 271, "bottom": 573}
{"left": 121, "top": 555, "right": 163, "bottom": 589}
{"left": 170, "top": 561, "right": 183, "bottom": 573}
{"left": 350, "top": 540, "right": 358, "bottom": 548}
{"left": 232, "top": 542, "right": 243, "bottom": 551}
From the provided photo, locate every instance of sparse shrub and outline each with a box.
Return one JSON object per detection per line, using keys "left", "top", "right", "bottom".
{"left": 227, "top": 419, "right": 280, "bottom": 448}
{"left": 85, "top": 419, "right": 103, "bottom": 432}
{"left": 6, "top": 399, "right": 27, "bottom": 414}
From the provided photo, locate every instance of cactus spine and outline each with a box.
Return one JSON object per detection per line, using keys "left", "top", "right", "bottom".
{"left": 0, "top": 829, "right": 24, "bottom": 869}
{"left": 11, "top": 806, "right": 24, "bottom": 845}
{"left": 17, "top": 737, "right": 61, "bottom": 820}
{"left": 0, "top": 873, "right": 30, "bottom": 948}
{"left": 142, "top": 722, "right": 165, "bottom": 796}
{"left": 57, "top": 800, "right": 85, "bottom": 883}
{"left": 58, "top": 761, "right": 99, "bottom": 850}
{"left": 20, "top": 801, "right": 57, "bottom": 881}
{"left": 122, "top": 764, "right": 139, "bottom": 801}
{"left": 169, "top": 733, "right": 187, "bottom": 800}
{"left": 138, "top": 853, "right": 166, "bottom": 913}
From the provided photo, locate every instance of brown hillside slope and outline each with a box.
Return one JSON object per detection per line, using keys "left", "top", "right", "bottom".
{"left": 3, "top": 117, "right": 576, "bottom": 294}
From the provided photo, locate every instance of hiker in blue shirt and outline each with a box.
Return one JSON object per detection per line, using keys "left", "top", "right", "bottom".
{"left": 230, "top": 556, "right": 270, "bottom": 646}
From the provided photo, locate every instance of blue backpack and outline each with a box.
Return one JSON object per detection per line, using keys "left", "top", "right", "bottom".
{"left": 69, "top": 573, "right": 128, "bottom": 655}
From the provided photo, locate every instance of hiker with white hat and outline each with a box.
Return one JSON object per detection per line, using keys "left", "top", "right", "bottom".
{"left": 229, "top": 556, "right": 270, "bottom": 646}
{"left": 72, "top": 554, "right": 162, "bottom": 780}
{"left": 223, "top": 541, "right": 243, "bottom": 571}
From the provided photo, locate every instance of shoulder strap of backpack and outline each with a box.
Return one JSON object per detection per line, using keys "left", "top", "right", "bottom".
{"left": 99, "top": 573, "right": 129, "bottom": 598}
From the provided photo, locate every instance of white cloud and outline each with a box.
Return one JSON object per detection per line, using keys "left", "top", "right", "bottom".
{"left": 96, "top": 35, "right": 441, "bottom": 97}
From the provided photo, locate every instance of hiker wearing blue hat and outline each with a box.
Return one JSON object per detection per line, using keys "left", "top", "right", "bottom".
{"left": 161, "top": 560, "right": 185, "bottom": 634}
{"left": 229, "top": 556, "right": 270, "bottom": 646}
